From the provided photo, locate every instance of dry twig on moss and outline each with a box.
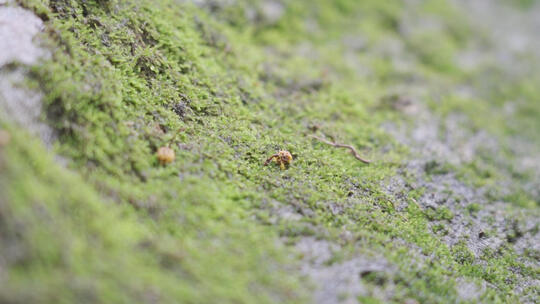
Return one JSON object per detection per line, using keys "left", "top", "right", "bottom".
{"left": 309, "top": 135, "right": 371, "bottom": 164}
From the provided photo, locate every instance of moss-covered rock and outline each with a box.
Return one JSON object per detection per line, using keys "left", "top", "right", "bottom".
{"left": 0, "top": 0, "right": 538, "bottom": 303}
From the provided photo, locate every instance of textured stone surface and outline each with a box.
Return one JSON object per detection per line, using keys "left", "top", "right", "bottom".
{"left": 0, "top": 4, "right": 53, "bottom": 146}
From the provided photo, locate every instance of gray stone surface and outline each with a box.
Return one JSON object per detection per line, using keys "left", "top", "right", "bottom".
{"left": 0, "top": 6, "right": 48, "bottom": 66}
{"left": 0, "top": 3, "right": 54, "bottom": 146}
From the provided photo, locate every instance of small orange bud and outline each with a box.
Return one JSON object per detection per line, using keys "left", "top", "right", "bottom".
{"left": 264, "top": 150, "right": 293, "bottom": 170}
{"left": 156, "top": 146, "right": 175, "bottom": 165}
{"left": 278, "top": 150, "right": 292, "bottom": 164}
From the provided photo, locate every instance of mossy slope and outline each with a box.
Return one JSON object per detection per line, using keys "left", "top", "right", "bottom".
{"left": 1, "top": 0, "right": 539, "bottom": 303}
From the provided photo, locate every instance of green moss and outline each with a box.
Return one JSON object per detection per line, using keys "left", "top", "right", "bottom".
{"left": 505, "top": 0, "right": 538, "bottom": 9}
{"left": 424, "top": 160, "right": 451, "bottom": 175}
{"left": 466, "top": 203, "right": 481, "bottom": 215}
{"left": 451, "top": 241, "right": 475, "bottom": 265}
{"left": 432, "top": 223, "right": 449, "bottom": 235}
{"left": 1, "top": 0, "right": 538, "bottom": 302}
{"left": 0, "top": 124, "right": 307, "bottom": 303}
{"left": 357, "top": 295, "right": 384, "bottom": 304}
{"left": 425, "top": 206, "right": 454, "bottom": 221}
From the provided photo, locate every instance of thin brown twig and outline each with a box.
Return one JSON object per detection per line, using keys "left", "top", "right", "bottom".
{"left": 309, "top": 135, "right": 371, "bottom": 164}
